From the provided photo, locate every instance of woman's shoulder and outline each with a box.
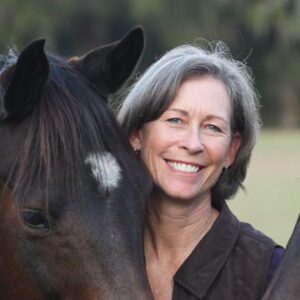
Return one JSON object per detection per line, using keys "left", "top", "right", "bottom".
{"left": 239, "top": 220, "right": 278, "bottom": 246}
{"left": 234, "top": 216, "right": 285, "bottom": 287}
{"left": 232, "top": 215, "right": 283, "bottom": 264}
{"left": 219, "top": 202, "right": 280, "bottom": 248}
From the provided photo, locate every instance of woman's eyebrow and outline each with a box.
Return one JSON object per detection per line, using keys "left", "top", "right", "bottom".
{"left": 166, "top": 108, "right": 189, "bottom": 116}
{"left": 205, "top": 114, "right": 229, "bottom": 123}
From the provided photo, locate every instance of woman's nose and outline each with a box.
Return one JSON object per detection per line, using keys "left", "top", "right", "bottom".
{"left": 179, "top": 127, "right": 204, "bottom": 153}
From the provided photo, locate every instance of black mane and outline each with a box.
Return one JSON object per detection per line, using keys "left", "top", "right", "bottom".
{"left": 2, "top": 53, "right": 138, "bottom": 205}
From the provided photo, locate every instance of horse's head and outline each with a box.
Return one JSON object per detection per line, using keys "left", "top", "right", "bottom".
{"left": 0, "top": 28, "right": 153, "bottom": 300}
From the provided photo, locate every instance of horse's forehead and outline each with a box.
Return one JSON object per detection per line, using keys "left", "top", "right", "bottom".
{"left": 85, "top": 152, "right": 121, "bottom": 191}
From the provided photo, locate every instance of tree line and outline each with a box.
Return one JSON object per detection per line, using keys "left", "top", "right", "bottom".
{"left": 1, "top": 0, "right": 299, "bottom": 127}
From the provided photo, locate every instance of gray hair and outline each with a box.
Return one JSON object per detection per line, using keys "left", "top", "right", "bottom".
{"left": 0, "top": 48, "right": 18, "bottom": 77}
{"left": 117, "top": 43, "right": 261, "bottom": 206}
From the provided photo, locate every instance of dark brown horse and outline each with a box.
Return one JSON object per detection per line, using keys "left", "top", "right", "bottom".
{"left": 0, "top": 28, "right": 153, "bottom": 299}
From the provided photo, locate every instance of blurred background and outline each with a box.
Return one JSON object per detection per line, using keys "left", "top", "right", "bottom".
{"left": 1, "top": 0, "right": 299, "bottom": 245}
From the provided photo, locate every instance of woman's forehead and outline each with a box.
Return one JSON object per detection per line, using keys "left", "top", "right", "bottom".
{"left": 168, "top": 77, "right": 232, "bottom": 117}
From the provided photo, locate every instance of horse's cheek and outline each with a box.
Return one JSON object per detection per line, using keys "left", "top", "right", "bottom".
{"left": 0, "top": 190, "right": 44, "bottom": 300}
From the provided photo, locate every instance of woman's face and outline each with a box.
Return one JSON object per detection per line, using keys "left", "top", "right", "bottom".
{"left": 130, "top": 76, "right": 240, "bottom": 203}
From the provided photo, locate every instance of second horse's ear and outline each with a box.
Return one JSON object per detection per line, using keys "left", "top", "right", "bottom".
{"left": 4, "top": 39, "right": 49, "bottom": 122}
{"left": 69, "top": 26, "right": 145, "bottom": 97}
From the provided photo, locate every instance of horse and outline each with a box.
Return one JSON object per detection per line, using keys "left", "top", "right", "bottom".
{"left": 0, "top": 27, "right": 153, "bottom": 300}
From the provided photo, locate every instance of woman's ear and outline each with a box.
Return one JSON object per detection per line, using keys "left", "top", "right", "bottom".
{"left": 227, "top": 133, "right": 241, "bottom": 167}
{"left": 129, "top": 129, "right": 142, "bottom": 151}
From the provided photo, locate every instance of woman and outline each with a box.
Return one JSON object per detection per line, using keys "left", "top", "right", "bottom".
{"left": 117, "top": 43, "right": 283, "bottom": 300}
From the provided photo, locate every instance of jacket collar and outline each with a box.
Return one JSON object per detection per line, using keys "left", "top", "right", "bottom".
{"left": 173, "top": 202, "right": 240, "bottom": 299}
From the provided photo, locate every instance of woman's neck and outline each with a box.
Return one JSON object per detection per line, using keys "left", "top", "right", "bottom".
{"left": 144, "top": 192, "right": 219, "bottom": 300}
{"left": 145, "top": 192, "right": 219, "bottom": 260}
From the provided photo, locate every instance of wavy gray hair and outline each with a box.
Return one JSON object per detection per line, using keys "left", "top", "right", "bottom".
{"left": 117, "top": 43, "right": 261, "bottom": 206}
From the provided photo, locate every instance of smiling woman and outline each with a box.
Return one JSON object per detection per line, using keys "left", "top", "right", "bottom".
{"left": 130, "top": 76, "right": 240, "bottom": 203}
{"left": 118, "top": 43, "right": 284, "bottom": 300}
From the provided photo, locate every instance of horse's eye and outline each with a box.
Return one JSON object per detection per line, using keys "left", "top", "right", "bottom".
{"left": 20, "top": 209, "right": 50, "bottom": 230}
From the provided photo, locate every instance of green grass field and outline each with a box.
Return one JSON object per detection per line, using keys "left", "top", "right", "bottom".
{"left": 228, "top": 130, "right": 300, "bottom": 247}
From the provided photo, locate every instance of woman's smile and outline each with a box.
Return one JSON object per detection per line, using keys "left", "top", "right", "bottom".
{"left": 165, "top": 159, "right": 203, "bottom": 175}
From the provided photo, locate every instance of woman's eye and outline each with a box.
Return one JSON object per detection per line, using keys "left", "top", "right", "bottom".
{"left": 207, "top": 124, "right": 221, "bottom": 132}
{"left": 167, "top": 118, "right": 182, "bottom": 125}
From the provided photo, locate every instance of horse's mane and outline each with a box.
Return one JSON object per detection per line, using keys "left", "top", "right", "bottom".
{"left": 2, "top": 53, "right": 138, "bottom": 207}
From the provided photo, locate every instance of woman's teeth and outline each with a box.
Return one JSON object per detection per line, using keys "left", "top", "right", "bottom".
{"left": 167, "top": 161, "right": 200, "bottom": 173}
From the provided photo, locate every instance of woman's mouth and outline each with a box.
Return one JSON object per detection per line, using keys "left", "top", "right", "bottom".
{"left": 166, "top": 160, "right": 202, "bottom": 174}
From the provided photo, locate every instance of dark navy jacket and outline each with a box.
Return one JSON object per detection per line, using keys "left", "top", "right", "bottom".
{"left": 172, "top": 203, "right": 283, "bottom": 300}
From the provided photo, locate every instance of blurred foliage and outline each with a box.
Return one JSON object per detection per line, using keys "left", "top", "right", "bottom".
{"left": 1, "top": 0, "right": 300, "bottom": 127}
{"left": 229, "top": 129, "right": 300, "bottom": 246}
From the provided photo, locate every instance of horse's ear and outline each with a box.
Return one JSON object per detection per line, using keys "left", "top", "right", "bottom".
{"left": 70, "top": 26, "right": 145, "bottom": 96}
{"left": 4, "top": 39, "right": 49, "bottom": 121}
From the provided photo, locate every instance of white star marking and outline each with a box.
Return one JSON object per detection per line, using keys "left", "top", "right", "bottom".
{"left": 85, "top": 152, "right": 121, "bottom": 190}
